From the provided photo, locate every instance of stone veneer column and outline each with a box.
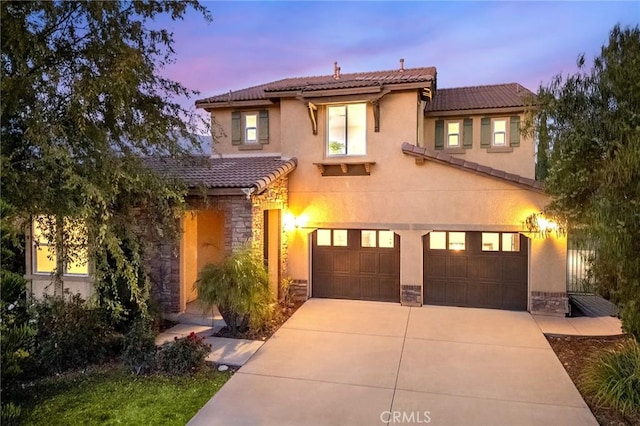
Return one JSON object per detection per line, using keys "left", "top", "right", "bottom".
{"left": 530, "top": 291, "right": 569, "bottom": 316}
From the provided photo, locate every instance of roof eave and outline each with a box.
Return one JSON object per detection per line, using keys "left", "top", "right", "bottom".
{"left": 196, "top": 99, "right": 275, "bottom": 111}
{"left": 425, "top": 105, "right": 530, "bottom": 117}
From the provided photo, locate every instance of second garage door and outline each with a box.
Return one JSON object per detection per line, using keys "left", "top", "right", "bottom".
{"left": 423, "top": 231, "right": 528, "bottom": 310}
{"left": 312, "top": 229, "right": 400, "bottom": 302}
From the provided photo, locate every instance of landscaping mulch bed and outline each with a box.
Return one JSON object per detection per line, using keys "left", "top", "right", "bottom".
{"left": 547, "top": 334, "right": 640, "bottom": 426}
{"left": 214, "top": 301, "right": 304, "bottom": 340}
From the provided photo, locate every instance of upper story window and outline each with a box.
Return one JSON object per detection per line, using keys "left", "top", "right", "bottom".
{"left": 32, "top": 216, "right": 89, "bottom": 276}
{"left": 232, "top": 110, "right": 269, "bottom": 148}
{"left": 327, "top": 103, "right": 366, "bottom": 156}
{"left": 435, "top": 118, "right": 472, "bottom": 150}
{"left": 447, "top": 122, "right": 460, "bottom": 147}
{"left": 244, "top": 113, "right": 258, "bottom": 143}
{"left": 492, "top": 119, "right": 507, "bottom": 146}
{"left": 480, "top": 116, "right": 521, "bottom": 150}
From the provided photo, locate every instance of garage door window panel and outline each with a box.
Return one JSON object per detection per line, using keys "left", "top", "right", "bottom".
{"left": 361, "top": 230, "right": 377, "bottom": 248}
{"left": 502, "top": 233, "right": 520, "bottom": 252}
{"left": 448, "top": 232, "right": 466, "bottom": 251}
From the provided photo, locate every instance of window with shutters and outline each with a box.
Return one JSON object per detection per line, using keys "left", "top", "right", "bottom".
{"left": 327, "top": 103, "right": 366, "bottom": 156}
{"left": 435, "top": 118, "right": 473, "bottom": 151}
{"left": 480, "top": 116, "right": 521, "bottom": 150}
{"left": 232, "top": 110, "right": 269, "bottom": 149}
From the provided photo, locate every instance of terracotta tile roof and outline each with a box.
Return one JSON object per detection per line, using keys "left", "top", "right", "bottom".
{"left": 425, "top": 83, "right": 535, "bottom": 112}
{"left": 196, "top": 67, "right": 436, "bottom": 105}
{"left": 145, "top": 155, "right": 297, "bottom": 192}
{"left": 401, "top": 143, "right": 543, "bottom": 192}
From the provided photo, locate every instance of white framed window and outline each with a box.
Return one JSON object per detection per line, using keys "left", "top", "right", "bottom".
{"left": 447, "top": 121, "right": 461, "bottom": 147}
{"left": 32, "top": 216, "right": 89, "bottom": 276}
{"left": 244, "top": 113, "right": 258, "bottom": 143}
{"left": 327, "top": 103, "right": 366, "bottom": 156}
{"left": 492, "top": 119, "right": 507, "bottom": 146}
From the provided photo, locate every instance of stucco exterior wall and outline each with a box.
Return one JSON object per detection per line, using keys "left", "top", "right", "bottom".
{"left": 423, "top": 115, "right": 536, "bottom": 179}
{"left": 274, "top": 90, "right": 565, "bottom": 312}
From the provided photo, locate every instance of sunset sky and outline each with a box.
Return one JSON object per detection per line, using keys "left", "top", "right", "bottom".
{"left": 158, "top": 1, "right": 639, "bottom": 112}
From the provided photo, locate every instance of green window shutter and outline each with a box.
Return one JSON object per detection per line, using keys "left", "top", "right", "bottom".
{"left": 480, "top": 117, "right": 491, "bottom": 148}
{"left": 510, "top": 116, "right": 520, "bottom": 147}
{"left": 231, "top": 111, "right": 241, "bottom": 145}
{"left": 463, "top": 118, "right": 473, "bottom": 149}
{"left": 435, "top": 120, "right": 444, "bottom": 150}
{"left": 258, "top": 110, "right": 269, "bottom": 144}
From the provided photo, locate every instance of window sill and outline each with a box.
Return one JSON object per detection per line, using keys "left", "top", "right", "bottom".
{"left": 25, "top": 274, "right": 91, "bottom": 281}
{"left": 313, "top": 161, "right": 376, "bottom": 176}
{"left": 238, "top": 143, "right": 264, "bottom": 151}
{"left": 443, "top": 147, "right": 466, "bottom": 154}
{"left": 487, "top": 147, "right": 514, "bottom": 153}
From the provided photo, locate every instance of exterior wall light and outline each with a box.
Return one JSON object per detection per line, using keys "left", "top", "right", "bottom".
{"left": 524, "top": 212, "right": 565, "bottom": 238}
{"left": 283, "top": 213, "right": 308, "bottom": 231}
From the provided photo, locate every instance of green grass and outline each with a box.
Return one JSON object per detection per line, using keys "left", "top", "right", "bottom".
{"left": 581, "top": 339, "right": 640, "bottom": 416}
{"left": 19, "top": 365, "right": 232, "bottom": 425}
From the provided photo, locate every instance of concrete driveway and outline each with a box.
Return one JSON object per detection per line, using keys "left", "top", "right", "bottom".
{"left": 189, "top": 299, "right": 597, "bottom": 426}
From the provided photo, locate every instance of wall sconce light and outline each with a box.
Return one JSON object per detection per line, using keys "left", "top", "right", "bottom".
{"left": 283, "top": 213, "right": 308, "bottom": 231}
{"left": 524, "top": 212, "right": 564, "bottom": 238}
{"left": 536, "top": 216, "right": 558, "bottom": 233}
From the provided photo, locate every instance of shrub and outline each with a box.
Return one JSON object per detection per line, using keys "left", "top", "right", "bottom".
{"left": 1, "top": 401, "right": 22, "bottom": 426}
{"left": 156, "top": 332, "right": 211, "bottom": 376}
{"left": 1, "top": 271, "right": 35, "bottom": 390}
{"left": 31, "top": 294, "right": 120, "bottom": 374}
{"left": 196, "top": 246, "right": 273, "bottom": 336}
{"left": 581, "top": 339, "right": 640, "bottom": 415}
{"left": 122, "top": 317, "right": 157, "bottom": 375}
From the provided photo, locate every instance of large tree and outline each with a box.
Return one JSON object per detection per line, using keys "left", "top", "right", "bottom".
{"left": 1, "top": 1, "right": 211, "bottom": 314}
{"left": 532, "top": 24, "right": 640, "bottom": 339}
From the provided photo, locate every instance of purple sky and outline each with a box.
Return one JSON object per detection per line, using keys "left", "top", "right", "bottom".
{"left": 159, "top": 1, "right": 639, "bottom": 115}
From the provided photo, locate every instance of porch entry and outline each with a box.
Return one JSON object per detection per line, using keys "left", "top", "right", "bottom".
{"left": 180, "top": 210, "right": 224, "bottom": 312}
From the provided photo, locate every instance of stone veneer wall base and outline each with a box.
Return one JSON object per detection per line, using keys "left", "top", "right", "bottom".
{"left": 530, "top": 291, "right": 569, "bottom": 317}
{"left": 401, "top": 284, "right": 422, "bottom": 307}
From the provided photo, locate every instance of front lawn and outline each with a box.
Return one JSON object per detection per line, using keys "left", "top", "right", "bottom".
{"left": 18, "top": 364, "right": 232, "bottom": 426}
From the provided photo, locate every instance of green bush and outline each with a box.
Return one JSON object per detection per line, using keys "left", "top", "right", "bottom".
{"left": 122, "top": 317, "right": 157, "bottom": 375}
{"left": 156, "top": 332, "right": 211, "bottom": 376}
{"left": 1, "top": 401, "right": 22, "bottom": 426}
{"left": 0, "top": 271, "right": 35, "bottom": 389}
{"left": 581, "top": 339, "right": 640, "bottom": 415}
{"left": 196, "top": 246, "right": 273, "bottom": 336}
{"left": 31, "top": 294, "right": 120, "bottom": 374}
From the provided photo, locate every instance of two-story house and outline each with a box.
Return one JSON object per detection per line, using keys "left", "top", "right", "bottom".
{"left": 26, "top": 62, "right": 568, "bottom": 317}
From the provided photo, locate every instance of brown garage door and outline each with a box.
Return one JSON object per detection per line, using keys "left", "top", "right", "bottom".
{"left": 312, "top": 229, "right": 400, "bottom": 302}
{"left": 423, "top": 231, "right": 528, "bottom": 310}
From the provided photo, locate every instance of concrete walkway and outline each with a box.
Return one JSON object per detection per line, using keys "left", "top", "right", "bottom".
{"left": 156, "top": 324, "right": 264, "bottom": 366}
{"left": 188, "top": 299, "right": 604, "bottom": 426}
{"left": 532, "top": 313, "right": 623, "bottom": 336}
